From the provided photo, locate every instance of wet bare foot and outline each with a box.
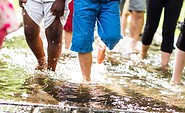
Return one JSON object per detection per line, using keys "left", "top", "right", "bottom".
{"left": 35, "top": 63, "right": 47, "bottom": 71}
{"left": 35, "top": 57, "right": 47, "bottom": 71}
{"left": 83, "top": 76, "right": 91, "bottom": 82}
{"left": 97, "top": 44, "right": 106, "bottom": 64}
{"left": 170, "top": 81, "right": 184, "bottom": 85}
{"left": 155, "top": 64, "right": 169, "bottom": 71}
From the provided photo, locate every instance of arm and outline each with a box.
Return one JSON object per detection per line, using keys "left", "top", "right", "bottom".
{"left": 50, "top": 0, "right": 66, "bottom": 18}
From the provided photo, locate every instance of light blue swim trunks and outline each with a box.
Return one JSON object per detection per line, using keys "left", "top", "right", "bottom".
{"left": 71, "top": 0, "right": 122, "bottom": 53}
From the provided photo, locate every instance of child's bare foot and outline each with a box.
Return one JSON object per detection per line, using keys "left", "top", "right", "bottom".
{"left": 35, "top": 57, "right": 47, "bottom": 71}
{"left": 97, "top": 44, "right": 106, "bottom": 64}
{"left": 35, "top": 62, "right": 47, "bottom": 71}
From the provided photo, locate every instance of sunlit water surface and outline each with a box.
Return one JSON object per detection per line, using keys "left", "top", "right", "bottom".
{"left": 0, "top": 32, "right": 185, "bottom": 112}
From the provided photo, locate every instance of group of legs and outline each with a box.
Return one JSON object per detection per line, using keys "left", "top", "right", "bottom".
{"left": 19, "top": 0, "right": 114, "bottom": 82}
{"left": 138, "top": 0, "right": 184, "bottom": 84}
{"left": 139, "top": 0, "right": 183, "bottom": 71}
{"left": 121, "top": 0, "right": 185, "bottom": 84}
{"left": 19, "top": 0, "right": 185, "bottom": 84}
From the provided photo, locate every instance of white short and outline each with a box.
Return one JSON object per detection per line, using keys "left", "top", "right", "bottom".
{"left": 24, "top": 0, "right": 70, "bottom": 28}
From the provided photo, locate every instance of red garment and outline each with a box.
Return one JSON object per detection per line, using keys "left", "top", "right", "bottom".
{"left": 64, "top": 0, "right": 73, "bottom": 31}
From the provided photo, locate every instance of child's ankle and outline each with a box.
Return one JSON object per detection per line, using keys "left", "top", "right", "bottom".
{"left": 38, "top": 57, "right": 46, "bottom": 63}
{"left": 160, "top": 64, "right": 169, "bottom": 70}
{"left": 138, "top": 52, "right": 147, "bottom": 59}
{"left": 35, "top": 57, "right": 47, "bottom": 70}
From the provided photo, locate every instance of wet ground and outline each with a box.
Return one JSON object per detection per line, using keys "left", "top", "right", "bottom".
{"left": 0, "top": 28, "right": 185, "bottom": 112}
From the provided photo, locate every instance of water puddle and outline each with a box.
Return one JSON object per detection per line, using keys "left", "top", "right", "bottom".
{"left": 0, "top": 31, "right": 185, "bottom": 112}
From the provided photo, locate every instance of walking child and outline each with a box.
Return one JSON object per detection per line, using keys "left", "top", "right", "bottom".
{"left": 19, "top": 0, "right": 69, "bottom": 71}
{"left": 70, "top": 0, "right": 122, "bottom": 81}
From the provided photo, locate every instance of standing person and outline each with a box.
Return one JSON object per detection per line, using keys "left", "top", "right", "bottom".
{"left": 128, "top": 0, "right": 146, "bottom": 52}
{"left": 139, "top": 0, "right": 183, "bottom": 70}
{"left": 170, "top": 18, "right": 185, "bottom": 85}
{"left": 19, "top": 0, "right": 69, "bottom": 71}
{"left": 0, "top": 0, "right": 19, "bottom": 48}
{"left": 70, "top": 0, "right": 122, "bottom": 81}
{"left": 63, "top": 0, "right": 73, "bottom": 56}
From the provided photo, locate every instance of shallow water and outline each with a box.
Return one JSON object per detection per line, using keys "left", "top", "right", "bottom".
{"left": 0, "top": 31, "right": 185, "bottom": 112}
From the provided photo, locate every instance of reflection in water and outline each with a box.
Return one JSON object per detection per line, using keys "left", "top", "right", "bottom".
{"left": 22, "top": 74, "right": 185, "bottom": 112}
{"left": 0, "top": 36, "right": 185, "bottom": 112}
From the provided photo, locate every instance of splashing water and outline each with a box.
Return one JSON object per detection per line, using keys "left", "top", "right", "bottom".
{"left": 0, "top": 30, "right": 185, "bottom": 112}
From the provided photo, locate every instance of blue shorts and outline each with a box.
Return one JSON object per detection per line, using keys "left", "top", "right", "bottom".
{"left": 71, "top": 0, "right": 122, "bottom": 53}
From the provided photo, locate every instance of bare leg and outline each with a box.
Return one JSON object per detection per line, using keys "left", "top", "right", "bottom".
{"left": 63, "top": 30, "right": 72, "bottom": 54}
{"left": 129, "top": 11, "right": 144, "bottom": 51}
{"left": 139, "top": 44, "right": 149, "bottom": 59}
{"left": 45, "top": 17, "right": 63, "bottom": 71}
{"left": 78, "top": 52, "right": 92, "bottom": 81}
{"left": 170, "top": 48, "right": 185, "bottom": 85}
{"left": 160, "top": 51, "right": 171, "bottom": 70}
{"left": 97, "top": 39, "right": 106, "bottom": 64}
{"left": 121, "top": 13, "right": 130, "bottom": 36}
{"left": 64, "top": 30, "right": 72, "bottom": 50}
{"left": 23, "top": 10, "right": 46, "bottom": 70}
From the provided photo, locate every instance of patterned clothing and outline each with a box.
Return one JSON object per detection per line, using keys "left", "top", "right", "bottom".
{"left": 0, "top": 0, "right": 19, "bottom": 33}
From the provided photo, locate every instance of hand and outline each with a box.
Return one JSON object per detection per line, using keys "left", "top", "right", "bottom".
{"left": 50, "top": 0, "right": 66, "bottom": 18}
{"left": 19, "top": 0, "right": 27, "bottom": 8}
